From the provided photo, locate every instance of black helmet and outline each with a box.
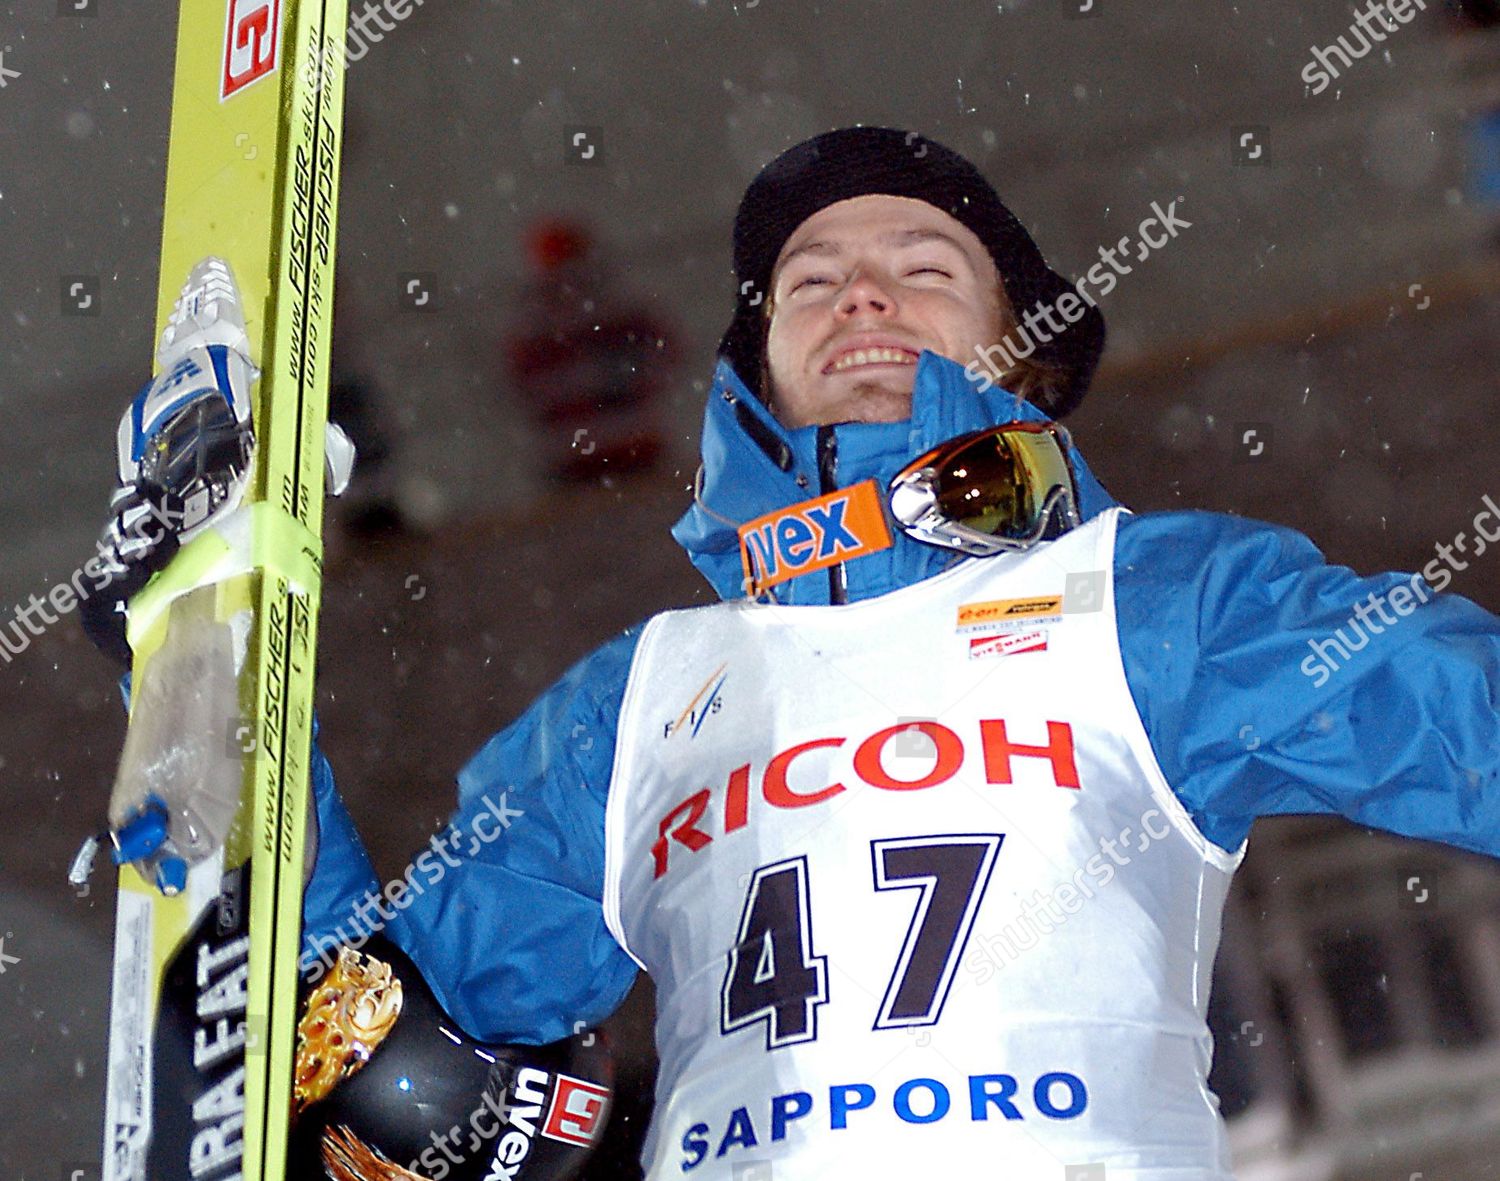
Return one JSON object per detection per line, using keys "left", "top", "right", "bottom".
{"left": 287, "top": 935, "right": 615, "bottom": 1181}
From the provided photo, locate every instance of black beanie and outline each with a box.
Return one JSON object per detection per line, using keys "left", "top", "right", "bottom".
{"left": 718, "top": 126, "right": 1105, "bottom": 419}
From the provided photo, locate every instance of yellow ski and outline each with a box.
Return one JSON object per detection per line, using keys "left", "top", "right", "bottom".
{"left": 101, "top": 3, "right": 347, "bottom": 1179}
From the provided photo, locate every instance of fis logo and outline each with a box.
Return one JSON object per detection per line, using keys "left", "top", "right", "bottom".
{"left": 221, "top": 0, "right": 281, "bottom": 100}
{"left": 738, "top": 481, "right": 893, "bottom": 597}
{"left": 664, "top": 662, "right": 727, "bottom": 739}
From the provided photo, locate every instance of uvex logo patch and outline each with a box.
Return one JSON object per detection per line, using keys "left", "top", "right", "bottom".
{"left": 222, "top": 0, "right": 281, "bottom": 100}
{"left": 738, "top": 481, "right": 893, "bottom": 596}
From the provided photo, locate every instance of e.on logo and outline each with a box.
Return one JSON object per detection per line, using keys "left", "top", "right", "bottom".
{"left": 542, "top": 1075, "right": 611, "bottom": 1147}
{"left": 221, "top": 0, "right": 281, "bottom": 100}
{"left": 738, "top": 480, "right": 893, "bottom": 597}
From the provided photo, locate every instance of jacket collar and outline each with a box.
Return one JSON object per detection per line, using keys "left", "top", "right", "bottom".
{"left": 672, "top": 350, "right": 1119, "bottom": 605}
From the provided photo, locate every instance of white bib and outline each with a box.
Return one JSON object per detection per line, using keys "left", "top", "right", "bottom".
{"left": 604, "top": 508, "right": 1245, "bottom": 1180}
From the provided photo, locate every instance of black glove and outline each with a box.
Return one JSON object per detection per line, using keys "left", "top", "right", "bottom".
{"left": 79, "top": 483, "right": 183, "bottom": 667}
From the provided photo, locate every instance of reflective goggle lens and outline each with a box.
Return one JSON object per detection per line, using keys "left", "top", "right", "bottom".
{"left": 887, "top": 422, "right": 1080, "bottom": 557}
{"left": 926, "top": 424, "right": 1074, "bottom": 539}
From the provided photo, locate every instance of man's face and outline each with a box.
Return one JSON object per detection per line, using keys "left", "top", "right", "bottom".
{"left": 764, "top": 194, "right": 1005, "bottom": 428}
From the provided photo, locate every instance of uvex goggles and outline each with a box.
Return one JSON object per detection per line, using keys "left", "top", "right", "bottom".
{"left": 888, "top": 421, "right": 1082, "bottom": 556}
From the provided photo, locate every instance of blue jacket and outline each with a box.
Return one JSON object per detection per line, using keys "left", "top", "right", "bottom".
{"left": 305, "top": 351, "right": 1500, "bottom": 1045}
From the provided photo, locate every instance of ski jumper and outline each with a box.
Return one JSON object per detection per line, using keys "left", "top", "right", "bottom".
{"left": 303, "top": 351, "right": 1500, "bottom": 1179}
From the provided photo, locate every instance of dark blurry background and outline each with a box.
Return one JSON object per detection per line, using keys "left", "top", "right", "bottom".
{"left": 3, "top": 1, "right": 1500, "bottom": 1178}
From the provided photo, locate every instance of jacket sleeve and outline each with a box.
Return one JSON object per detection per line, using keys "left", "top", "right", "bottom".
{"left": 300, "top": 626, "right": 643, "bottom": 1045}
{"left": 1113, "top": 509, "right": 1500, "bottom": 856}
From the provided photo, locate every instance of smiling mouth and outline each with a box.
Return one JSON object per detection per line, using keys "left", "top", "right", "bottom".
{"left": 823, "top": 347, "right": 920, "bottom": 375}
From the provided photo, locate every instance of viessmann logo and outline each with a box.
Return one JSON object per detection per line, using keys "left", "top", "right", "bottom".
{"left": 737, "top": 481, "right": 893, "bottom": 597}
{"left": 221, "top": 0, "right": 281, "bottom": 100}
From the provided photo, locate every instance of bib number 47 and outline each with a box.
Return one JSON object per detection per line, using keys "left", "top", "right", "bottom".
{"left": 719, "top": 835, "right": 1003, "bottom": 1051}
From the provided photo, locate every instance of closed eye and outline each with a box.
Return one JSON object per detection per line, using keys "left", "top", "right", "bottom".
{"left": 908, "top": 267, "right": 953, "bottom": 278}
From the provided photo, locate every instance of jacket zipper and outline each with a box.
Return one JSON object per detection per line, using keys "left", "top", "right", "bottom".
{"left": 815, "top": 425, "right": 848, "bottom": 605}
